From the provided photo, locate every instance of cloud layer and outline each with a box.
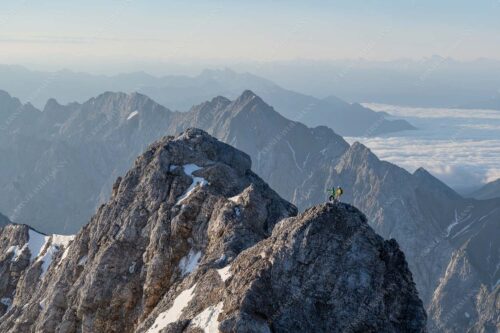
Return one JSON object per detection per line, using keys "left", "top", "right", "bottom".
{"left": 351, "top": 104, "right": 500, "bottom": 189}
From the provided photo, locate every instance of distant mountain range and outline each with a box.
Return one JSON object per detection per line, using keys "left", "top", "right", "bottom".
{"left": 0, "top": 89, "right": 498, "bottom": 331}
{"left": 0, "top": 66, "right": 414, "bottom": 136}
{"left": 460, "top": 95, "right": 500, "bottom": 110}
{"left": 235, "top": 57, "right": 500, "bottom": 108}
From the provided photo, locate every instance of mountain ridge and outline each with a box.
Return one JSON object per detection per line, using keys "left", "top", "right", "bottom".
{"left": 0, "top": 65, "right": 415, "bottom": 136}
{"left": 0, "top": 129, "right": 426, "bottom": 333}
{"left": 0, "top": 89, "right": 498, "bottom": 331}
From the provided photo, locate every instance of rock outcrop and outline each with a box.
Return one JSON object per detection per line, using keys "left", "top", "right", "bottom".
{"left": 195, "top": 203, "right": 426, "bottom": 333}
{"left": 0, "top": 224, "right": 74, "bottom": 318}
{"left": 0, "top": 129, "right": 426, "bottom": 333}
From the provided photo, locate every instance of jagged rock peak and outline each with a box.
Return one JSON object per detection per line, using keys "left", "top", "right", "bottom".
{"left": 412, "top": 167, "right": 461, "bottom": 200}
{"left": 86, "top": 91, "right": 162, "bottom": 108}
{"left": 43, "top": 97, "right": 61, "bottom": 110}
{"left": 135, "top": 202, "right": 427, "bottom": 333}
{"left": 335, "top": 141, "right": 380, "bottom": 171}
{"left": 143, "top": 128, "right": 253, "bottom": 176}
{"left": 195, "top": 95, "right": 232, "bottom": 112}
{"left": 349, "top": 141, "right": 373, "bottom": 153}
{"left": 0, "top": 128, "right": 296, "bottom": 332}
{"left": 233, "top": 89, "right": 265, "bottom": 106}
{"left": 214, "top": 202, "right": 427, "bottom": 332}
{"left": 209, "top": 95, "right": 231, "bottom": 105}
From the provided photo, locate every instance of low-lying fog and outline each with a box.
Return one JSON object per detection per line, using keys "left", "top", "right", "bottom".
{"left": 347, "top": 104, "right": 500, "bottom": 193}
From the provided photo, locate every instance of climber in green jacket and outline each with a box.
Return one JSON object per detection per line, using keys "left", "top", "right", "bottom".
{"left": 327, "top": 187, "right": 336, "bottom": 203}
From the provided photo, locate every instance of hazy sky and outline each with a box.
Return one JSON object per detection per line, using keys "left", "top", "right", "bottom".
{"left": 1, "top": 0, "right": 500, "bottom": 70}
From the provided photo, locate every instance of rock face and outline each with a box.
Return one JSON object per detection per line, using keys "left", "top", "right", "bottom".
{"left": 0, "top": 224, "right": 74, "bottom": 318}
{"left": 428, "top": 217, "right": 500, "bottom": 333}
{"left": 0, "top": 129, "right": 426, "bottom": 333}
{"left": 204, "top": 203, "right": 426, "bottom": 333}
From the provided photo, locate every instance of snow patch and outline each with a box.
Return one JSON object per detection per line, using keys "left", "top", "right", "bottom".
{"left": 217, "top": 265, "right": 232, "bottom": 282}
{"left": 179, "top": 250, "right": 202, "bottom": 277}
{"left": 190, "top": 302, "right": 223, "bottom": 333}
{"left": 26, "top": 230, "right": 75, "bottom": 277}
{"left": 452, "top": 221, "right": 476, "bottom": 239}
{"left": 129, "top": 261, "right": 137, "bottom": 274}
{"left": 302, "top": 152, "right": 310, "bottom": 168}
{"left": 285, "top": 140, "right": 303, "bottom": 172}
{"left": 147, "top": 284, "right": 197, "bottom": 333}
{"left": 6, "top": 245, "right": 22, "bottom": 261}
{"left": 234, "top": 207, "right": 241, "bottom": 217}
{"left": 39, "top": 297, "right": 47, "bottom": 310}
{"left": 214, "top": 254, "right": 226, "bottom": 266}
{"left": 453, "top": 208, "right": 499, "bottom": 239}
{"left": 1, "top": 297, "right": 12, "bottom": 309}
{"left": 27, "top": 229, "right": 49, "bottom": 261}
{"left": 175, "top": 164, "right": 208, "bottom": 205}
{"left": 445, "top": 209, "right": 460, "bottom": 237}
{"left": 37, "top": 244, "right": 59, "bottom": 277}
{"left": 127, "top": 110, "right": 139, "bottom": 120}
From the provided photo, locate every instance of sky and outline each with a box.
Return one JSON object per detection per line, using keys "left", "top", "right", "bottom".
{"left": 1, "top": 0, "right": 500, "bottom": 71}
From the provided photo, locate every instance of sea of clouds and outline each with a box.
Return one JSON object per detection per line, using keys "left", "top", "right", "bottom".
{"left": 348, "top": 104, "right": 500, "bottom": 192}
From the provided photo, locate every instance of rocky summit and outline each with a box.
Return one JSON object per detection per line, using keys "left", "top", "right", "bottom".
{"left": 0, "top": 129, "right": 425, "bottom": 332}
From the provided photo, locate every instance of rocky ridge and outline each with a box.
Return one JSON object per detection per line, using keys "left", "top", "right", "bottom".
{"left": 0, "top": 129, "right": 426, "bottom": 333}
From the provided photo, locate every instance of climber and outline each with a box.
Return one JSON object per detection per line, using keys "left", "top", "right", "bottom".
{"left": 335, "top": 186, "right": 344, "bottom": 203}
{"left": 327, "top": 186, "right": 344, "bottom": 203}
{"left": 327, "top": 187, "right": 336, "bottom": 203}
